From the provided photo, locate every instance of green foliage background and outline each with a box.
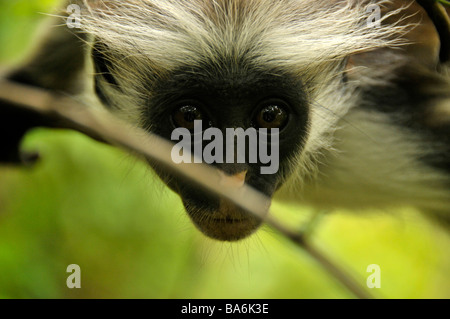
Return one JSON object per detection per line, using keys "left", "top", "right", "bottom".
{"left": 0, "top": 0, "right": 449, "bottom": 299}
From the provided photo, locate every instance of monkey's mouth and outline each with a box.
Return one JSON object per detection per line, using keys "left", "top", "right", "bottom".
{"left": 212, "top": 217, "right": 246, "bottom": 223}
{"left": 183, "top": 199, "right": 266, "bottom": 242}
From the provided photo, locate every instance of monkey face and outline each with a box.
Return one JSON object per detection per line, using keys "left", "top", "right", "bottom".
{"left": 142, "top": 63, "right": 309, "bottom": 241}
{"left": 92, "top": 42, "right": 310, "bottom": 241}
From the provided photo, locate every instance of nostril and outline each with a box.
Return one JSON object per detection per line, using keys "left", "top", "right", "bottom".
{"left": 218, "top": 170, "right": 248, "bottom": 188}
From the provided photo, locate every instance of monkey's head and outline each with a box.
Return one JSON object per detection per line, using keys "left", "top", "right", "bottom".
{"left": 142, "top": 62, "right": 309, "bottom": 241}
{"left": 79, "top": 0, "right": 407, "bottom": 241}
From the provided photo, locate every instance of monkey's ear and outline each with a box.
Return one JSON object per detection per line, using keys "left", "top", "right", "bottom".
{"left": 345, "top": 0, "right": 450, "bottom": 83}
{"left": 388, "top": 0, "right": 442, "bottom": 66}
{"left": 349, "top": 1, "right": 442, "bottom": 71}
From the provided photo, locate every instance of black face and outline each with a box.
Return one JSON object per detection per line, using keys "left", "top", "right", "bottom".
{"left": 143, "top": 62, "right": 309, "bottom": 241}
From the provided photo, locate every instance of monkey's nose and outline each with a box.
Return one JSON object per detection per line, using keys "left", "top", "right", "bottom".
{"left": 218, "top": 170, "right": 248, "bottom": 188}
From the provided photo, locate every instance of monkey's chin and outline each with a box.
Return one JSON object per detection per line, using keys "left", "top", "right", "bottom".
{"left": 184, "top": 199, "right": 265, "bottom": 242}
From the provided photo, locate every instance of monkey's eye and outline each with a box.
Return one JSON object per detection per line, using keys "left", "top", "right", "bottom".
{"left": 172, "top": 105, "right": 206, "bottom": 131}
{"left": 254, "top": 104, "right": 289, "bottom": 130}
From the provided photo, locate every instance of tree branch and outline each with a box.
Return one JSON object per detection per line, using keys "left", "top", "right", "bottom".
{"left": 0, "top": 79, "right": 374, "bottom": 299}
